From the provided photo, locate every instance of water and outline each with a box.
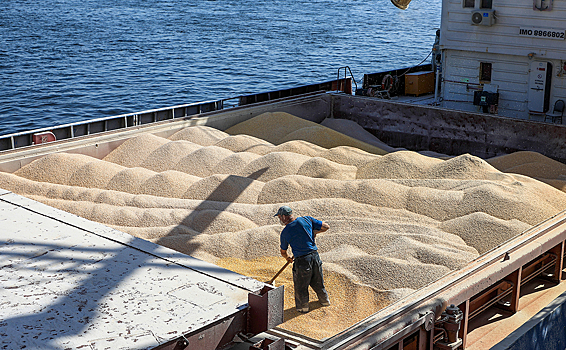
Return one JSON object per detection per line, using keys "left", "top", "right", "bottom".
{"left": 0, "top": 0, "right": 441, "bottom": 136}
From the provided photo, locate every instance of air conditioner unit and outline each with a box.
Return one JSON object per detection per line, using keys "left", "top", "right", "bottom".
{"left": 471, "top": 9, "right": 495, "bottom": 26}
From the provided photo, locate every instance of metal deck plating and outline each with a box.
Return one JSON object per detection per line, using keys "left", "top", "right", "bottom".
{"left": 0, "top": 190, "right": 267, "bottom": 349}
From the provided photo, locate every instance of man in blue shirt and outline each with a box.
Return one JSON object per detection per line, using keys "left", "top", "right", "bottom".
{"left": 275, "top": 205, "right": 330, "bottom": 313}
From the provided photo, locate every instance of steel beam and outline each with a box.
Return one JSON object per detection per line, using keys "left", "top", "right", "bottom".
{"left": 153, "top": 311, "right": 247, "bottom": 350}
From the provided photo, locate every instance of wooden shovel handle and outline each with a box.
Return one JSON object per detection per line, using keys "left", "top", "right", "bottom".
{"left": 267, "top": 260, "right": 291, "bottom": 285}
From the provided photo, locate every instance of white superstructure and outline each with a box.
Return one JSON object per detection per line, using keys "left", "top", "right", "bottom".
{"left": 439, "top": 0, "right": 566, "bottom": 120}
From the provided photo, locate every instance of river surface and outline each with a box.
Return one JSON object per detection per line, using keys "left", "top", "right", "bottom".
{"left": 0, "top": 0, "right": 441, "bottom": 136}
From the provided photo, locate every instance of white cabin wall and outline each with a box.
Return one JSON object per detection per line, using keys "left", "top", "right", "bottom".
{"left": 442, "top": 50, "right": 535, "bottom": 118}
{"left": 439, "top": 0, "right": 566, "bottom": 120}
{"left": 441, "top": 0, "right": 566, "bottom": 58}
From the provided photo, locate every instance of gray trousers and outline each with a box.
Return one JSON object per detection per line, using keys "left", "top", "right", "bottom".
{"left": 292, "top": 250, "right": 329, "bottom": 309}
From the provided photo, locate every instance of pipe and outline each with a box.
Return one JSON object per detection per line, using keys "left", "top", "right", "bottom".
{"left": 434, "top": 66, "right": 440, "bottom": 102}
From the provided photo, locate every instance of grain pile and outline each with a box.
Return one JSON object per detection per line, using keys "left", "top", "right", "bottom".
{"left": 168, "top": 125, "right": 228, "bottom": 145}
{"left": 214, "top": 255, "right": 394, "bottom": 340}
{"left": 14, "top": 153, "right": 94, "bottom": 185}
{"left": 182, "top": 174, "right": 264, "bottom": 204}
{"left": 357, "top": 151, "right": 444, "bottom": 179}
{"left": 280, "top": 125, "right": 385, "bottom": 154}
{"left": 319, "top": 146, "right": 380, "bottom": 167}
{"left": 3, "top": 114, "right": 566, "bottom": 340}
{"left": 214, "top": 134, "right": 273, "bottom": 152}
{"left": 139, "top": 171, "right": 201, "bottom": 198}
{"left": 297, "top": 157, "right": 358, "bottom": 180}
{"left": 225, "top": 112, "right": 388, "bottom": 155}
{"left": 67, "top": 160, "right": 126, "bottom": 189}
{"left": 106, "top": 167, "right": 157, "bottom": 194}
{"left": 487, "top": 151, "right": 566, "bottom": 192}
{"left": 240, "top": 152, "right": 312, "bottom": 181}
{"left": 173, "top": 146, "right": 234, "bottom": 177}
{"left": 215, "top": 152, "right": 261, "bottom": 175}
{"left": 225, "top": 112, "right": 315, "bottom": 144}
{"left": 140, "top": 140, "right": 202, "bottom": 172}
{"left": 440, "top": 213, "right": 531, "bottom": 254}
{"left": 245, "top": 143, "right": 276, "bottom": 155}
{"left": 103, "top": 134, "right": 169, "bottom": 167}
{"left": 272, "top": 140, "right": 326, "bottom": 157}
{"left": 321, "top": 118, "right": 399, "bottom": 152}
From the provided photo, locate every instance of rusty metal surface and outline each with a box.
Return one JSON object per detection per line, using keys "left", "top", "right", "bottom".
{"left": 249, "top": 337, "right": 285, "bottom": 350}
{"left": 248, "top": 286, "right": 285, "bottom": 335}
{"left": 238, "top": 78, "right": 351, "bottom": 106}
{"left": 152, "top": 311, "right": 248, "bottom": 350}
{"left": 330, "top": 93, "right": 566, "bottom": 163}
{"left": 0, "top": 191, "right": 259, "bottom": 349}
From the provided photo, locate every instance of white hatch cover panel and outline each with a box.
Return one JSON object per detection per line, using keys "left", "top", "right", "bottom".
{"left": 0, "top": 191, "right": 260, "bottom": 349}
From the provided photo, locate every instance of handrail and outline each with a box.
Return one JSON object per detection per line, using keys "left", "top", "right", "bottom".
{"left": 337, "top": 66, "right": 358, "bottom": 91}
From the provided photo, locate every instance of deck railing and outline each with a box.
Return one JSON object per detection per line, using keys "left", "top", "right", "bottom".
{"left": 0, "top": 99, "right": 223, "bottom": 152}
{"left": 0, "top": 77, "right": 352, "bottom": 152}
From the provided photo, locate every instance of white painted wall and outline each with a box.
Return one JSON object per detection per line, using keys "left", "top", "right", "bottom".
{"left": 439, "top": 0, "right": 566, "bottom": 120}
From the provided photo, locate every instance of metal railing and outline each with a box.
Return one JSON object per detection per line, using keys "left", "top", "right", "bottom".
{"left": 0, "top": 99, "right": 224, "bottom": 152}
{"left": 337, "top": 66, "right": 358, "bottom": 92}
{"left": 0, "top": 75, "right": 353, "bottom": 152}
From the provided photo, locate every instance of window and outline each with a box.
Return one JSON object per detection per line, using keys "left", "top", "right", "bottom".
{"left": 480, "top": 62, "right": 492, "bottom": 82}
{"left": 480, "top": 0, "right": 493, "bottom": 9}
{"left": 533, "top": 0, "right": 553, "bottom": 11}
{"left": 464, "top": 0, "right": 475, "bottom": 8}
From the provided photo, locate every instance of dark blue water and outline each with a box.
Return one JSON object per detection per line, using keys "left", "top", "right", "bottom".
{"left": 0, "top": 0, "right": 441, "bottom": 136}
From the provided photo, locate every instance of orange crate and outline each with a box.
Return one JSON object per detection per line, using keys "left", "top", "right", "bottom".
{"left": 405, "top": 71, "right": 435, "bottom": 96}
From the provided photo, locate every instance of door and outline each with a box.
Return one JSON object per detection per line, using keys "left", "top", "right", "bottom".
{"left": 528, "top": 61, "right": 553, "bottom": 113}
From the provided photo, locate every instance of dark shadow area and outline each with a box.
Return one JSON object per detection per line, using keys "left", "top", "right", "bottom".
{"left": 246, "top": 168, "right": 268, "bottom": 181}
{"left": 156, "top": 168, "right": 268, "bottom": 256}
{"left": 518, "top": 275, "right": 560, "bottom": 298}
{"left": 467, "top": 274, "right": 562, "bottom": 333}
{"left": 467, "top": 306, "right": 513, "bottom": 332}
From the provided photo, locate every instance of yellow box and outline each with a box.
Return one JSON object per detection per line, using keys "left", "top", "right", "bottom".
{"left": 404, "top": 71, "right": 435, "bottom": 96}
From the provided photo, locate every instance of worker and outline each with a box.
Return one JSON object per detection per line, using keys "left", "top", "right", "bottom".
{"left": 275, "top": 205, "right": 330, "bottom": 313}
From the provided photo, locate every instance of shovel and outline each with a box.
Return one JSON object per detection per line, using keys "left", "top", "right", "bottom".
{"left": 266, "top": 260, "right": 291, "bottom": 285}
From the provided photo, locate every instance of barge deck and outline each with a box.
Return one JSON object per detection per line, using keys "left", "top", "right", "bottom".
{"left": 0, "top": 191, "right": 282, "bottom": 349}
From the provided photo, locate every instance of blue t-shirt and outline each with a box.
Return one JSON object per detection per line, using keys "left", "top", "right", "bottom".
{"left": 280, "top": 216, "right": 323, "bottom": 258}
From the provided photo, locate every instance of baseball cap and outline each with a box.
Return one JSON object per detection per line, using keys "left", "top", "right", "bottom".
{"left": 274, "top": 205, "right": 292, "bottom": 216}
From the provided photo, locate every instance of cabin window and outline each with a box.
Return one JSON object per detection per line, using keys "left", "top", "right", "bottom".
{"left": 480, "top": 0, "right": 493, "bottom": 9}
{"left": 533, "top": 0, "right": 553, "bottom": 11}
{"left": 480, "top": 62, "right": 492, "bottom": 82}
{"left": 464, "top": 0, "right": 475, "bottom": 8}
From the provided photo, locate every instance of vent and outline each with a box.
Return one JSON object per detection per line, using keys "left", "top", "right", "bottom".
{"left": 471, "top": 10, "right": 495, "bottom": 26}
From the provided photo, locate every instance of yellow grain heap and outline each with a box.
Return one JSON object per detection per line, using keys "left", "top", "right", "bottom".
{"left": 487, "top": 150, "right": 566, "bottom": 192}
{"left": 3, "top": 112, "right": 566, "bottom": 340}
{"left": 225, "top": 111, "right": 388, "bottom": 155}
